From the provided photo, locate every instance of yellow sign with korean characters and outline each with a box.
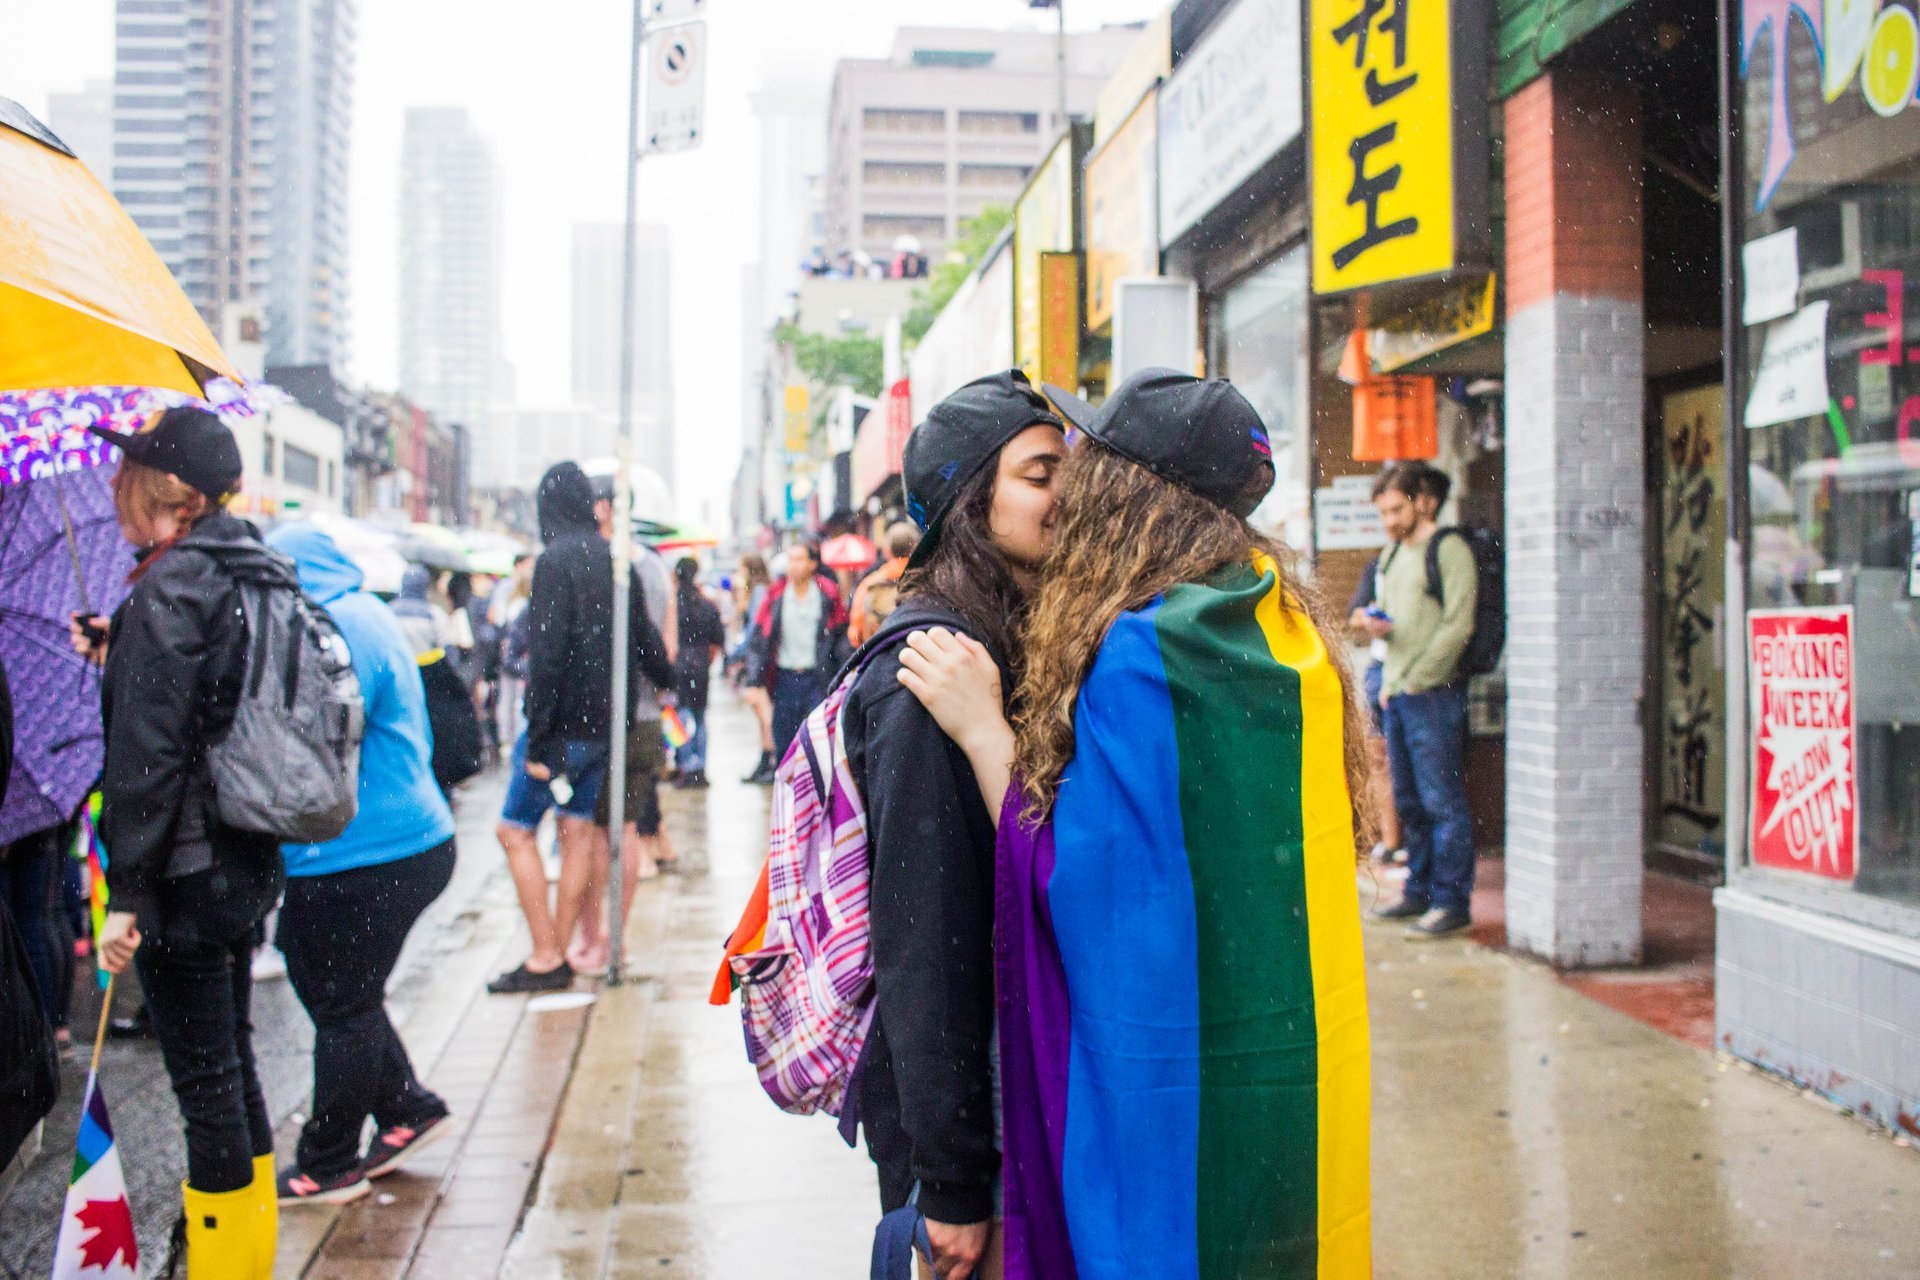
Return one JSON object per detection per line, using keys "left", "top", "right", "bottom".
{"left": 1310, "top": 0, "right": 1480, "bottom": 294}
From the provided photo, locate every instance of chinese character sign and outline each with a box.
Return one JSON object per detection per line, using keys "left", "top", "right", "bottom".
{"left": 1310, "top": 0, "right": 1476, "bottom": 292}
{"left": 1748, "top": 608, "right": 1859, "bottom": 881}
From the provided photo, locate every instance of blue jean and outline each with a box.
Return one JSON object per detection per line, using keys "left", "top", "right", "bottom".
{"left": 675, "top": 709, "right": 709, "bottom": 773}
{"left": 1384, "top": 685, "right": 1475, "bottom": 913}
{"left": 499, "top": 732, "right": 611, "bottom": 830}
{"left": 771, "top": 669, "right": 825, "bottom": 759}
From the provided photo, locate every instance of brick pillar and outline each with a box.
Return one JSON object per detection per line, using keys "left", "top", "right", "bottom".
{"left": 1501, "top": 72, "right": 1645, "bottom": 967}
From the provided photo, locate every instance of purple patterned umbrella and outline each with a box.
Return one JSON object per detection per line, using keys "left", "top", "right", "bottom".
{"left": 0, "top": 468, "right": 133, "bottom": 845}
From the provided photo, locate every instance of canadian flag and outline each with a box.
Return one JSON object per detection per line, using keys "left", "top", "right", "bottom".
{"left": 51, "top": 1072, "right": 138, "bottom": 1280}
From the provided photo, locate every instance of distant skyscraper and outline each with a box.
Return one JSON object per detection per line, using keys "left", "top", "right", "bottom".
{"left": 398, "top": 108, "right": 506, "bottom": 486}
{"left": 45, "top": 79, "right": 113, "bottom": 180}
{"left": 109, "top": 0, "right": 354, "bottom": 370}
{"left": 571, "top": 223, "right": 675, "bottom": 493}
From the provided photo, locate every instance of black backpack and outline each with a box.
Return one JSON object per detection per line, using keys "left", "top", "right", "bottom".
{"left": 420, "top": 654, "right": 484, "bottom": 792}
{"left": 0, "top": 892, "right": 59, "bottom": 1169}
{"left": 1387, "top": 525, "right": 1505, "bottom": 679}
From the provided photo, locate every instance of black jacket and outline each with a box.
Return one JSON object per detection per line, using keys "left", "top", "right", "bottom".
{"left": 742, "top": 574, "right": 851, "bottom": 691}
{"left": 523, "top": 464, "right": 676, "bottom": 772}
{"left": 99, "top": 512, "right": 284, "bottom": 939}
{"left": 843, "top": 601, "right": 1005, "bottom": 1224}
{"left": 673, "top": 587, "right": 725, "bottom": 713}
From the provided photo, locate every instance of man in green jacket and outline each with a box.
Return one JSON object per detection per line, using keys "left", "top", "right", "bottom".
{"left": 1362, "top": 461, "right": 1479, "bottom": 937}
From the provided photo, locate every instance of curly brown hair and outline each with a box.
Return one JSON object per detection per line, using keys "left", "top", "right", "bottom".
{"left": 1011, "top": 442, "right": 1377, "bottom": 851}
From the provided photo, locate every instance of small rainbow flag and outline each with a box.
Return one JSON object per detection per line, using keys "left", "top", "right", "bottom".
{"left": 995, "top": 555, "right": 1370, "bottom": 1278}
{"left": 51, "top": 1072, "right": 139, "bottom": 1280}
{"left": 662, "top": 705, "right": 695, "bottom": 750}
{"left": 74, "top": 794, "right": 109, "bottom": 991}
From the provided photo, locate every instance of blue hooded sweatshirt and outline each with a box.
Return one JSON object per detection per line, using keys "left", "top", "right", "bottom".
{"left": 267, "top": 525, "right": 457, "bottom": 877}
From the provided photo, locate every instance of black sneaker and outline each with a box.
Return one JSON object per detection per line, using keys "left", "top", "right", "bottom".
{"left": 675, "top": 769, "right": 710, "bottom": 790}
{"left": 364, "top": 1112, "right": 453, "bottom": 1179}
{"left": 1372, "top": 897, "right": 1429, "bottom": 921}
{"left": 743, "top": 753, "right": 776, "bottom": 785}
{"left": 1407, "top": 907, "right": 1471, "bottom": 939}
{"left": 486, "top": 960, "right": 574, "bottom": 995}
{"left": 277, "top": 1163, "right": 371, "bottom": 1205}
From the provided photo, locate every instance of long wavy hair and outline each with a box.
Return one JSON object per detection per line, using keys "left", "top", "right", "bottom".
{"left": 897, "top": 456, "right": 1030, "bottom": 680}
{"left": 1012, "top": 441, "right": 1377, "bottom": 850}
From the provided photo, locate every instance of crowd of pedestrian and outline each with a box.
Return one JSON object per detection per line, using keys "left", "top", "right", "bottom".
{"left": 0, "top": 364, "right": 1493, "bottom": 1280}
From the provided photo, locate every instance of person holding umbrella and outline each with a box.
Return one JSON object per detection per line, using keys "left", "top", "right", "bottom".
{"left": 73, "top": 406, "right": 285, "bottom": 1278}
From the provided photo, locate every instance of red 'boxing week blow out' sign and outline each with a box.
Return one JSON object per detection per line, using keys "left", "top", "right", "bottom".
{"left": 1748, "top": 608, "right": 1858, "bottom": 881}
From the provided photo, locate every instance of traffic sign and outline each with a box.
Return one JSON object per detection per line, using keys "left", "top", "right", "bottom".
{"left": 645, "top": 20, "right": 706, "bottom": 153}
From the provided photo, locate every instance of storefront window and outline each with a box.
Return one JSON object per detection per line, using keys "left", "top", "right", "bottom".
{"left": 1208, "top": 244, "right": 1311, "bottom": 548}
{"left": 1736, "top": 6, "right": 1920, "bottom": 906}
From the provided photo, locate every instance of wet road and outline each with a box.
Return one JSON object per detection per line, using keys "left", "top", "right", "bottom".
{"left": 5, "top": 688, "right": 1917, "bottom": 1278}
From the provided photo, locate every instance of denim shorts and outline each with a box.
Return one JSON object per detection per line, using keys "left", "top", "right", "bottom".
{"left": 500, "top": 732, "right": 610, "bottom": 830}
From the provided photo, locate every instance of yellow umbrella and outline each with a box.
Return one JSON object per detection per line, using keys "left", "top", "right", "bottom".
{"left": 0, "top": 97, "right": 237, "bottom": 397}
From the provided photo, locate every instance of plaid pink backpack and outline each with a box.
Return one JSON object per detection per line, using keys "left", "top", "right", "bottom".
{"left": 710, "top": 649, "right": 888, "bottom": 1138}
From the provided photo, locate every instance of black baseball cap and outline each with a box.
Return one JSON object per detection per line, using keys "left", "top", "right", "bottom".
{"left": 1042, "top": 368, "right": 1275, "bottom": 519}
{"left": 903, "top": 369, "right": 1063, "bottom": 568}
{"left": 89, "top": 405, "right": 243, "bottom": 501}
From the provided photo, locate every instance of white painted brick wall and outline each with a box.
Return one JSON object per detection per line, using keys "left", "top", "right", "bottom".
{"left": 1502, "top": 293, "right": 1646, "bottom": 967}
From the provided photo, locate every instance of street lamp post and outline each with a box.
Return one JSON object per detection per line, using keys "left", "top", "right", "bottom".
{"left": 605, "top": 0, "right": 648, "bottom": 987}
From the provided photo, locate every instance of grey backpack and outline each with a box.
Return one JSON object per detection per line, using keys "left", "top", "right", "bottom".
{"left": 209, "top": 574, "right": 364, "bottom": 842}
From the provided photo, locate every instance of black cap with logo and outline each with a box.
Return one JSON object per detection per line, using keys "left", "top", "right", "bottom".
{"left": 1042, "top": 367, "right": 1275, "bottom": 519}
{"left": 89, "top": 405, "right": 243, "bottom": 501}
{"left": 903, "top": 369, "right": 1063, "bottom": 568}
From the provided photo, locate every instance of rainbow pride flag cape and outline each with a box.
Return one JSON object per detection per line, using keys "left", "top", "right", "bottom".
{"left": 75, "top": 794, "right": 109, "bottom": 990}
{"left": 996, "top": 556, "right": 1370, "bottom": 1279}
{"left": 662, "top": 705, "right": 695, "bottom": 750}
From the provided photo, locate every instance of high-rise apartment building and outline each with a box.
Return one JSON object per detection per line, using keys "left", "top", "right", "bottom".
{"left": 45, "top": 79, "right": 113, "bottom": 179}
{"left": 110, "top": 0, "right": 354, "bottom": 370}
{"left": 570, "top": 223, "right": 675, "bottom": 490}
{"left": 824, "top": 26, "right": 1139, "bottom": 261}
{"left": 398, "top": 108, "right": 505, "bottom": 486}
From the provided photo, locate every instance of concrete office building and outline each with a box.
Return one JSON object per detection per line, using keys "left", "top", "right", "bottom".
{"left": 398, "top": 108, "right": 506, "bottom": 486}
{"left": 45, "top": 79, "right": 113, "bottom": 179}
{"left": 109, "top": 0, "right": 354, "bottom": 369}
{"left": 570, "top": 223, "right": 675, "bottom": 489}
{"left": 824, "top": 25, "right": 1140, "bottom": 261}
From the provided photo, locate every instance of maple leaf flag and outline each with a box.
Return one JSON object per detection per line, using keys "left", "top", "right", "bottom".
{"left": 51, "top": 1072, "right": 139, "bottom": 1280}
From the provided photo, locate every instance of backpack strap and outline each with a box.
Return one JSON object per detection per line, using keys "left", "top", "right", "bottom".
{"left": 1423, "top": 526, "right": 1465, "bottom": 607}
{"left": 870, "top": 1204, "right": 932, "bottom": 1280}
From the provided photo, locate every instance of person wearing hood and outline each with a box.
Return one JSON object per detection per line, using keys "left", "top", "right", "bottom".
{"left": 262, "top": 525, "right": 458, "bottom": 1205}
{"left": 390, "top": 564, "right": 470, "bottom": 659}
{"left": 72, "top": 407, "right": 284, "bottom": 1277}
{"left": 841, "top": 371, "right": 1066, "bottom": 1278}
{"left": 488, "top": 462, "right": 675, "bottom": 995}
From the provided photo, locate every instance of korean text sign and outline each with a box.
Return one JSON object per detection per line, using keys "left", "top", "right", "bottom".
{"left": 1309, "top": 0, "right": 1482, "bottom": 293}
{"left": 1748, "top": 608, "right": 1858, "bottom": 881}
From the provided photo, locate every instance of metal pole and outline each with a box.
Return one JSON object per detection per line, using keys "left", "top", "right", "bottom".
{"left": 607, "top": 0, "right": 647, "bottom": 987}
{"left": 1055, "top": 1, "right": 1068, "bottom": 132}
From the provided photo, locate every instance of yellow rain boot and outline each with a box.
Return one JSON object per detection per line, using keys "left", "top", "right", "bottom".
{"left": 182, "top": 1180, "right": 256, "bottom": 1280}
{"left": 250, "top": 1155, "right": 278, "bottom": 1279}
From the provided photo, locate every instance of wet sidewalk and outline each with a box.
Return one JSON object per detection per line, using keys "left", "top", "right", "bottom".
{"left": 271, "top": 691, "right": 1919, "bottom": 1278}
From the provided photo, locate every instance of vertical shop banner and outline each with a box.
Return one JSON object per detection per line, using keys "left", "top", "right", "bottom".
{"left": 781, "top": 384, "right": 810, "bottom": 455}
{"left": 1014, "top": 136, "right": 1077, "bottom": 378}
{"left": 1748, "top": 608, "right": 1859, "bottom": 881}
{"left": 1038, "top": 252, "right": 1082, "bottom": 392}
{"left": 1309, "top": 0, "right": 1489, "bottom": 293}
{"left": 1084, "top": 89, "right": 1160, "bottom": 334}
{"left": 1656, "top": 385, "right": 1726, "bottom": 853}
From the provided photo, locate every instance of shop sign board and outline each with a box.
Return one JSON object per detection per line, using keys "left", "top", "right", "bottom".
{"left": 1156, "top": 0, "right": 1302, "bottom": 247}
{"left": 1014, "top": 135, "right": 1076, "bottom": 378}
{"left": 1748, "top": 607, "right": 1859, "bottom": 882}
{"left": 781, "top": 384, "right": 810, "bottom": 455}
{"left": 1366, "top": 273, "right": 1497, "bottom": 372}
{"left": 1085, "top": 89, "right": 1160, "bottom": 334}
{"left": 1314, "top": 474, "right": 1389, "bottom": 549}
{"left": 1309, "top": 0, "right": 1490, "bottom": 293}
{"left": 1038, "top": 252, "right": 1082, "bottom": 392}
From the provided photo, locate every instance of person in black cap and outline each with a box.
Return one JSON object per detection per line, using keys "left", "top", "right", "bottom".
{"left": 840, "top": 368, "right": 1065, "bottom": 1278}
{"left": 74, "top": 404, "right": 289, "bottom": 1271}
{"left": 890, "top": 369, "right": 1377, "bottom": 1274}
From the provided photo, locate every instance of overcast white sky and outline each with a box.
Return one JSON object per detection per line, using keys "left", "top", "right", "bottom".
{"left": 2, "top": 0, "right": 1160, "bottom": 520}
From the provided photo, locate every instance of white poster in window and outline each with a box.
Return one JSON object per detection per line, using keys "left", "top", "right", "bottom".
{"left": 1314, "top": 475, "right": 1388, "bottom": 550}
{"left": 1744, "top": 301, "right": 1830, "bottom": 428}
{"left": 1741, "top": 228, "right": 1800, "bottom": 326}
